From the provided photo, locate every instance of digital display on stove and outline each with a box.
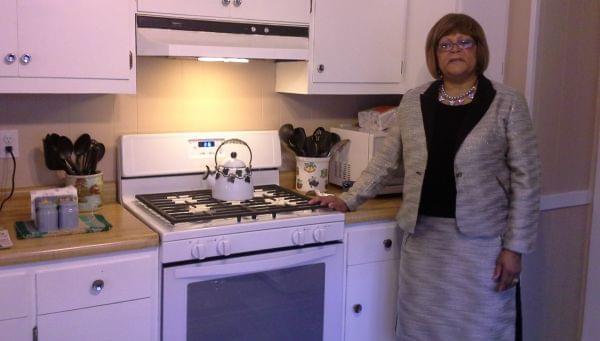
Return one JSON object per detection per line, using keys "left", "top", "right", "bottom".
{"left": 198, "top": 141, "right": 216, "bottom": 148}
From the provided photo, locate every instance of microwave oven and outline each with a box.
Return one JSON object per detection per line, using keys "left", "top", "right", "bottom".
{"left": 329, "top": 126, "right": 403, "bottom": 194}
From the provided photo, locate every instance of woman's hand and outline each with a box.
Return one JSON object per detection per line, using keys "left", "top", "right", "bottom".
{"left": 308, "top": 196, "right": 349, "bottom": 212}
{"left": 493, "top": 249, "right": 522, "bottom": 292}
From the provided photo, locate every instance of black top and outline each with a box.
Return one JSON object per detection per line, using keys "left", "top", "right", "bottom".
{"left": 417, "top": 76, "right": 497, "bottom": 217}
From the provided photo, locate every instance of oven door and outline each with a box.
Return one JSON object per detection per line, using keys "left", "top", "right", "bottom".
{"left": 162, "top": 243, "right": 344, "bottom": 341}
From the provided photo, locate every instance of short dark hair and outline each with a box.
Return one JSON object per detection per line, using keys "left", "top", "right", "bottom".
{"left": 425, "top": 13, "right": 490, "bottom": 79}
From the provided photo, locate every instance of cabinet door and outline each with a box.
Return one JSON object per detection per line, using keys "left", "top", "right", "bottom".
{"left": 232, "top": 0, "right": 310, "bottom": 24}
{"left": 16, "top": 0, "right": 132, "bottom": 79}
{"left": 137, "top": 0, "right": 230, "bottom": 19}
{"left": 402, "top": 0, "right": 457, "bottom": 90}
{"left": 0, "top": 317, "right": 31, "bottom": 341}
{"left": 37, "top": 298, "right": 152, "bottom": 341}
{"left": 457, "top": 0, "right": 509, "bottom": 82}
{"left": 312, "top": 0, "right": 407, "bottom": 84}
{"left": 345, "top": 260, "right": 400, "bottom": 341}
{"left": 0, "top": 0, "right": 18, "bottom": 77}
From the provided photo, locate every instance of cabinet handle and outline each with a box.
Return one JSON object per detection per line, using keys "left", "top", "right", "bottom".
{"left": 4, "top": 53, "right": 16, "bottom": 64}
{"left": 383, "top": 239, "right": 392, "bottom": 249}
{"left": 129, "top": 51, "right": 133, "bottom": 70}
{"left": 353, "top": 304, "right": 363, "bottom": 314}
{"left": 233, "top": 0, "right": 242, "bottom": 6}
{"left": 20, "top": 54, "right": 31, "bottom": 65}
{"left": 91, "top": 279, "right": 104, "bottom": 294}
{"left": 222, "top": 0, "right": 231, "bottom": 6}
{"left": 317, "top": 64, "right": 325, "bottom": 73}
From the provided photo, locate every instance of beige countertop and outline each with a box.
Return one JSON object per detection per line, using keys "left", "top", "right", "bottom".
{"left": 0, "top": 186, "right": 158, "bottom": 267}
{"left": 279, "top": 172, "right": 402, "bottom": 225}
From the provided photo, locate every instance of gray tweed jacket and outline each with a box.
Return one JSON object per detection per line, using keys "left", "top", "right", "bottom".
{"left": 340, "top": 80, "right": 541, "bottom": 254}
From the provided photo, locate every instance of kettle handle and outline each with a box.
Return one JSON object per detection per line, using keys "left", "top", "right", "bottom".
{"left": 214, "top": 138, "right": 253, "bottom": 170}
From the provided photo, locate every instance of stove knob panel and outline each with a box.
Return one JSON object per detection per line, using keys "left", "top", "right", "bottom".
{"left": 191, "top": 243, "right": 206, "bottom": 260}
{"left": 292, "top": 230, "right": 305, "bottom": 245}
{"left": 217, "top": 240, "right": 232, "bottom": 256}
{"left": 313, "top": 228, "right": 326, "bottom": 243}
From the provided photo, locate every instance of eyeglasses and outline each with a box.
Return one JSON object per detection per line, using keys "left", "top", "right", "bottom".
{"left": 437, "top": 39, "right": 476, "bottom": 52}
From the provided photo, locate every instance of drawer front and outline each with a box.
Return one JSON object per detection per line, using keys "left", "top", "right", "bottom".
{"left": 0, "top": 272, "right": 32, "bottom": 320}
{"left": 0, "top": 317, "right": 31, "bottom": 341}
{"left": 37, "top": 254, "right": 154, "bottom": 314}
{"left": 346, "top": 221, "right": 400, "bottom": 265}
{"left": 38, "top": 298, "right": 152, "bottom": 341}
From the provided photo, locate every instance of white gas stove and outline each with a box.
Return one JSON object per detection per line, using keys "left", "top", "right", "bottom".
{"left": 118, "top": 130, "right": 344, "bottom": 341}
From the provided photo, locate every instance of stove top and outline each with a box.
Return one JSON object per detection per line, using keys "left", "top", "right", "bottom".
{"left": 135, "top": 184, "right": 320, "bottom": 224}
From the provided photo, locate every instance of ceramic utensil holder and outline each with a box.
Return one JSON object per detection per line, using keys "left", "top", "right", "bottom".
{"left": 65, "top": 172, "right": 103, "bottom": 212}
{"left": 295, "top": 156, "right": 330, "bottom": 193}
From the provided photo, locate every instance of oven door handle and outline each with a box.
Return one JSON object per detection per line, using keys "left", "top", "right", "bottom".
{"left": 174, "top": 246, "right": 337, "bottom": 279}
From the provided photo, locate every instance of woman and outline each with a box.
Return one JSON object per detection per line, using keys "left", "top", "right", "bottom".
{"left": 310, "top": 13, "right": 540, "bottom": 340}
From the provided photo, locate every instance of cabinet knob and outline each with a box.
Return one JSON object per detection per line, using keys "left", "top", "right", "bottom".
{"left": 353, "top": 304, "right": 362, "bottom": 314}
{"left": 4, "top": 53, "right": 16, "bottom": 64}
{"left": 91, "top": 279, "right": 104, "bottom": 294}
{"left": 383, "top": 239, "right": 392, "bottom": 249}
{"left": 317, "top": 64, "right": 325, "bottom": 73}
{"left": 20, "top": 54, "right": 31, "bottom": 65}
{"left": 233, "top": 0, "right": 242, "bottom": 6}
{"left": 222, "top": 0, "right": 231, "bottom": 6}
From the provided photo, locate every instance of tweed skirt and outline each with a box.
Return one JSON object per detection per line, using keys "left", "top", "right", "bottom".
{"left": 395, "top": 215, "right": 515, "bottom": 340}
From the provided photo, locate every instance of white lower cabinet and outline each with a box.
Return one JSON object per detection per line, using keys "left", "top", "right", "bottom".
{"left": 37, "top": 298, "right": 152, "bottom": 341}
{"left": 0, "top": 248, "right": 159, "bottom": 341}
{"left": 344, "top": 221, "right": 401, "bottom": 341}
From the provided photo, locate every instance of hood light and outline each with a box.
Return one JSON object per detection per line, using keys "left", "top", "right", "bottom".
{"left": 197, "top": 57, "right": 250, "bottom": 63}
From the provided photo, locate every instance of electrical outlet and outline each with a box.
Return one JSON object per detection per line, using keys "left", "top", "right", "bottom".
{"left": 0, "top": 129, "right": 19, "bottom": 158}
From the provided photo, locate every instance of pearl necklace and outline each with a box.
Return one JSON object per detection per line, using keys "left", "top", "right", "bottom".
{"left": 438, "top": 83, "right": 477, "bottom": 106}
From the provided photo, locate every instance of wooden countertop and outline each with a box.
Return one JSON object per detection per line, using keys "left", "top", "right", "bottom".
{"left": 0, "top": 186, "right": 158, "bottom": 267}
{"left": 279, "top": 172, "right": 402, "bottom": 225}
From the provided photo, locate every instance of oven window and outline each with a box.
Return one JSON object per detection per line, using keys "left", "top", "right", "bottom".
{"left": 186, "top": 263, "right": 325, "bottom": 341}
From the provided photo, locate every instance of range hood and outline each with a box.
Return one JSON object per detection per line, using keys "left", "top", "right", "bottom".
{"left": 136, "top": 16, "right": 310, "bottom": 60}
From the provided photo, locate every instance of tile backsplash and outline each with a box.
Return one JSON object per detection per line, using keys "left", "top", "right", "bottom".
{"left": 0, "top": 58, "right": 399, "bottom": 188}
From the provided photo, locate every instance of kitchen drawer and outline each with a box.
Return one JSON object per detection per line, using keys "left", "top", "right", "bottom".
{"left": 346, "top": 221, "right": 400, "bottom": 266}
{"left": 0, "top": 272, "right": 33, "bottom": 321}
{"left": 0, "top": 317, "right": 31, "bottom": 341}
{"left": 37, "top": 298, "right": 152, "bottom": 341}
{"left": 36, "top": 254, "right": 154, "bottom": 315}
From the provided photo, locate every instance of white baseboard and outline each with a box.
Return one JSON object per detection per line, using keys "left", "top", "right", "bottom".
{"left": 540, "top": 190, "right": 592, "bottom": 211}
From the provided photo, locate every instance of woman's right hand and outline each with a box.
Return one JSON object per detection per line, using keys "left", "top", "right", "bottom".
{"left": 308, "top": 195, "right": 349, "bottom": 212}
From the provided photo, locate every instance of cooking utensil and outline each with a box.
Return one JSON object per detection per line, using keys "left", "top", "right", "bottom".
{"left": 73, "top": 133, "right": 91, "bottom": 172}
{"left": 317, "top": 131, "right": 333, "bottom": 157}
{"left": 290, "top": 127, "right": 306, "bottom": 156}
{"left": 56, "top": 136, "right": 77, "bottom": 174}
{"left": 43, "top": 134, "right": 65, "bottom": 171}
{"left": 278, "top": 124, "right": 294, "bottom": 144}
{"left": 312, "top": 127, "right": 326, "bottom": 143}
{"left": 304, "top": 135, "right": 318, "bottom": 157}
{"left": 89, "top": 142, "right": 105, "bottom": 174}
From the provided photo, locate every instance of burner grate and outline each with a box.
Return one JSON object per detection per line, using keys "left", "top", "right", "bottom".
{"left": 135, "top": 184, "right": 321, "bottom": 224}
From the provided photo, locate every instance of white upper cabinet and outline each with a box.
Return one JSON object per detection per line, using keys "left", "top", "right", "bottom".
{"left": 457, "top": 0, "right": 509, "bottom": 83}
{"left": 276, "top": 0, "right": 408, "bottom": 94}
{"left": 276, "top": 0, "right": 509, "bottom": 94}
{"left": 138, "top": 0, "right": 310, "bottom": 24}
{"left": 0, "top": 0, "right": 136, "bottom": 93}
{"left": 311, "top": 0, "right": 405, "bottom": 84}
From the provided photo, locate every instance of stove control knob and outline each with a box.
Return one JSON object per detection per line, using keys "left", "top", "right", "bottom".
{"left": 313, "top": 228, "right": 326, "bottom": 243}
{"left": 217, "top": 240, "right": 232, "bottom": 256}
{"left": 292, "top": 230, "right": 305, "bottom": 246}
{"left": 191, "top": 243, "right": 206, "bottom": 260}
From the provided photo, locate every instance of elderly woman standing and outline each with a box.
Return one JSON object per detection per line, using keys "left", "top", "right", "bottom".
{"left": 310, "top": 13, "right": 540, "bottom": 340}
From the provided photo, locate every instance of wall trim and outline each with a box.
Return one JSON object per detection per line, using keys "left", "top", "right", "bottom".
{"left": 540, "top": 190, "right": 592, "bottom": 211}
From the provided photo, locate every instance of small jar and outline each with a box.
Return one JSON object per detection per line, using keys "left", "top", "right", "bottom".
{"left": 59, "top": 199, "right": 79, "bottom": 229}
{"left": 36, "top": 200, "right": 58, "bottom": 232}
